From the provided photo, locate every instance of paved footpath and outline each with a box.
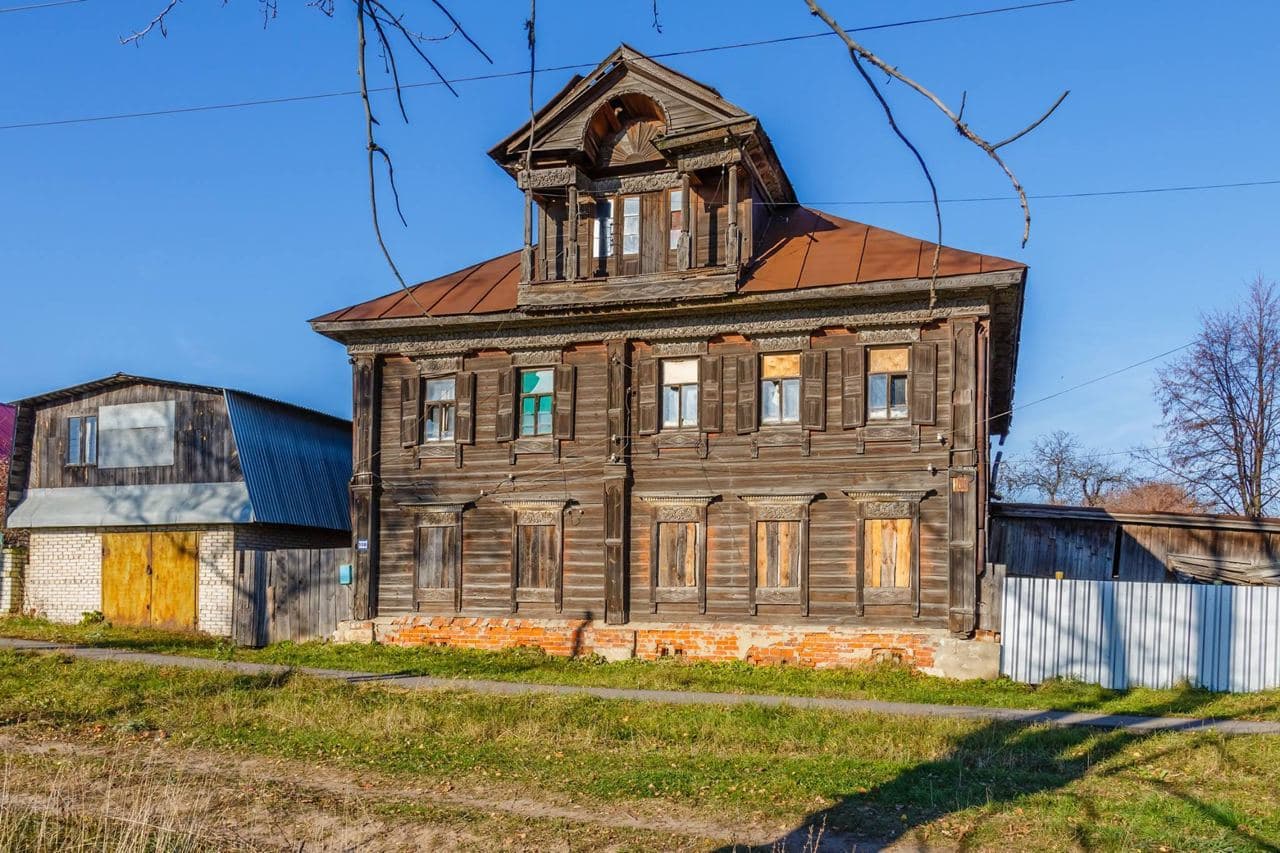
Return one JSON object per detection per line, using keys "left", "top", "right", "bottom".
{"left": 5, "top": 636, "right": 1279, "bottom": 736}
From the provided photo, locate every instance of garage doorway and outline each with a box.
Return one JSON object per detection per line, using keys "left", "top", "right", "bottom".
{"left": 102, "top": 531, "right": 198, "bottom": 630}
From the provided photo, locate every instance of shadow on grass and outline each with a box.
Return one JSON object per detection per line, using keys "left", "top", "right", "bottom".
{"left": 727, "top": 688, "right": 1280, "bottom": 852}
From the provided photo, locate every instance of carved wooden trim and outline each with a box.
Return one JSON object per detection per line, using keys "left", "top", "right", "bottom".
{"left": 411, "top": 355, "right": 463, "bottom": 373}
{"left": 510, "top": 348, "right": 561, "bottom": 366}
{"left": 845, "top": 489, "right": 926, "bottom": 617}
{"left": 500, "top": 497, "right": 570, "bottom": 614}
{"left": 738, "top": 491, "right": 817, "bottom": 617}
{"left": 749, "top": 428, "right": 808, "bottom": 459}
{"left": 652, "top": 340, "right": 709, "bottom": 356}
{"left": 403, "top": 502, "right": 466, "bottom": 613}
{"left": 638, "top": 492, "right": 714, "bottom": 614}
{"left": 856, "top": 327, "right": 921, "bottom": 344}
{"left": 518, "top": 166, "right": 580, "bottom": 190}
{"left": 583, "top": 171, "right": 682, "bottom": 195}
{"left": 518, "top": 272, "right": 738, "bottom": 311}
{"left": 752, "top": 333, "right": 809, "bottom": 353}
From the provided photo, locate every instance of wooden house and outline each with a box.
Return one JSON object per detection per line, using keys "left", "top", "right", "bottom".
{"left": 311, "top": 46, "right": 1027, "bottom": 674}
{"left": 4, "top": 374, "right": 351, "bottom": 635}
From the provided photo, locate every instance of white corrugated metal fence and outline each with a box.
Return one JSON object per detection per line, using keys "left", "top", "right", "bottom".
{"left": 1001, "top": 577, "right": 1280, "bottom": 692}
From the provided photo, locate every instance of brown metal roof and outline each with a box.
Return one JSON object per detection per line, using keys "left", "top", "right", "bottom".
{"left": 311, "top": 208, "right": 1023, "bottom": 324}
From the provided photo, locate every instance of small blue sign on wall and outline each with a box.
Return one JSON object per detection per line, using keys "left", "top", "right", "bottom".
{"left": 338, "top": 564, "right": 354, "bottom": 586}
{"left": 356, "top": 538, "right": 369, "bottom": 552}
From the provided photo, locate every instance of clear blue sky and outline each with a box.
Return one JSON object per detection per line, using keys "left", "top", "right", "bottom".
{"left": 3, "top": 1, "right": 1278, "bottom": 459}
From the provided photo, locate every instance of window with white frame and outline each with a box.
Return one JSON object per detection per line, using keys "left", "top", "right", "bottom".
{"left": 622, "top": 195, "right": 640, "bottom": 256}
{"left": 668, "top": 189, "right": 683, "bottom": 250}
{"left": 661, "top": 359, "right": 699, "bottom": 430}
{"left": 592, "top": 199, "right": 614, "bottom": 261}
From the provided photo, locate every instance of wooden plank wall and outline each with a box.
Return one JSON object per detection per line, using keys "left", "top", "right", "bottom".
{"left": 233, "top": 547, "right": 354, "bottom": 646}
{"left": 990, "top": 506, "right": 1280, "bottom": 583}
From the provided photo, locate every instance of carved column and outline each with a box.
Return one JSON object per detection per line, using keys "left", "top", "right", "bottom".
{"left": 726, "top": 165, "right": 741, "bottom": 268}
{"left": 520, "top": 185, "right": 534, "bottom": 284}
{"left": 603, "top": 338, "right": 631, "bottom": 624}
{"left": 566, "top": 185, "right": 579, "bottom": 283}
{"left": 948, "top": 317, "right": 978, "bottom": 636}
{"left": 349, "top": 353, "right": 381, "bottom": 621}
{"left": 676, "top": 172, "right": 692, "bottom": 271}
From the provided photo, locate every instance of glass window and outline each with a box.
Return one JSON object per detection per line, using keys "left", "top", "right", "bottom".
{"left": 592, "top": 199, "right": 613, "bottom": 260}
{"left": 661, "top": 358, "right": 699, "bottom": 429}
{"left": 669, "top": 189, "right": 683, "bottom": 250}
{"left": 519, "top": 368, "right": 555, "bottom": 436}
{"left": 66, "top": 415, "right": 97, "bottom": 466}
{"left": 760, "top": 354, "right": 801, "bottom": 425}
{"left": 423, "top": 378, "right": 456, "bottom": 442}
{"left": 864, "top": 517, "right": 913, "bottom": 588}
{"left": 755, "top": 520, "right": 801, "bottom": 589}
{"left": 867, "top": 347, "right": 909, "bottom": 420}
{"left": 622, "top": 195, "right": 640, "bottom": 256}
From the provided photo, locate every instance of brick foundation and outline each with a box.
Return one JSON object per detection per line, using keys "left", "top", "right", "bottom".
{"left": 341, "top": 614, "right": 1002, "bottom": 675}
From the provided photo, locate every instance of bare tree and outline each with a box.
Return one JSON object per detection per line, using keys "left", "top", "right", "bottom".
{"left": 1143, "top": 276, "right": 1280, "bottom": 517}
{"left": 1000, "top": 430, "right": 1130, "bottom": 507}
{"left": 1099, "top": 481, "right": 1206, "bottom": 514}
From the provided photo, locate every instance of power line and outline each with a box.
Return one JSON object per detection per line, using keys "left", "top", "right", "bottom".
{"left": 991, "top": 341, "right": 1194, "bottom": 424}
{"left": 0, "top": 0, "right": 86, "bottom": 12}
{"left": 803, "top": 179, "right": 1280, "bottom": 206}
{"left": 0, "top": 0, "right": 1073, "bottom": 131}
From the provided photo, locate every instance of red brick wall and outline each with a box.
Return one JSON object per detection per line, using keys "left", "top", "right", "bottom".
{"left": 362, "top": 615, "right": 948, "bottom": 670}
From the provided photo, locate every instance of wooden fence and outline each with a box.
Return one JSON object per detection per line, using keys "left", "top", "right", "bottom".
{"left": 232, "top": 547, "right": 354, "bottom": 647}
{"left": 990, "top": 502, "right": 1280, "bottom": 583}
{"left": 1001, "top": 576, "right": 1280, "bottom": 691}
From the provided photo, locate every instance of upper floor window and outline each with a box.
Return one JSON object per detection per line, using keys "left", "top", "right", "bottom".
{"left": 592, "top": 200, "right": 613, "bottom": 260}
{"left": 668, "top": 189, "right": 683, "bottom": 250}
{"left": 760, "top": 353, "right": 801, "bottom": 425}
{"left": 868, "top": 347, "right": 909, "bottom": 420}
{"left": 67, "top": 415, "right": 97, "bottom": 466}
{"left": 423, "top": 378, "right": 456, "bottom": 442}
{"left": 622, "top": 196, "right": 640, "bottom": 256}
{"left": 520, "top": 368, "right": 554, "bottom": 436}
{"left": 661, "top": 359, "right": 699, "bottom": 430}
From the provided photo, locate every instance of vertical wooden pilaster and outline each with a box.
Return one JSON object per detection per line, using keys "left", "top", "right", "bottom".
{"left": 676, "top": 172, "right": 692, "bottom": 271}
{"left": 603, "top": 338, "right": 631, "bottom": 624}
{"left": 520, "top": 185, "right": 534, "bottom": 284}
{"left": 566, "top": 185, "right": 579, "bottom": 282}
{"left": 948, "top": 318, "right": 978, "bottom": 636}
{"left": 726, "top": 165, "right": 741, "bottom": 267}
{"left": 349, "top": 353, "right": 381, "bottom": 621}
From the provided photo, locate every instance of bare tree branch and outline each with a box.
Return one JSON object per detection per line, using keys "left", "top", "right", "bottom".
{"left": 804, "top": 0, "right": 1069, "bottom": 248}
{"left": 120, "top": 0, "right": 180, "bottom": 46}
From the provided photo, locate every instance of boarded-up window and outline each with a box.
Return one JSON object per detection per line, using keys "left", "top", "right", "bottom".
{"left": 867, "top": 347, "right": 909, "bottom": 421}
{"left": 760, "top": 353, "right": 801, "bottom": 425}
{"left": 755, "top": 520, "right": 801, "bottom": 589}
{"left": 98, "top": 401, "right": 176, "bottom": 469}
{"left": 415, "top": 525, "right": 457, "bottom": 590}
{"left": 864, "top": 517, "right": 913, "bottom": 588}
{"left": 656, "top": 522, "right": 697, "bottom": 588}
{"left": 517, "top": 524, "right": 557, "bottom": 589}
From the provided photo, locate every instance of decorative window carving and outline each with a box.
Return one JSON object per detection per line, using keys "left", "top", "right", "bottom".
{"left": 738, "top": 491, "right": 818, "bottom": 615}
{"left": 638, "top": 492, "right": 715, "bottom": 613}
{"left": 500, "top": 497, "right": 569, "bottom": 611}
{"left": 843, "top": 489, "right": 927, "bottom": 615}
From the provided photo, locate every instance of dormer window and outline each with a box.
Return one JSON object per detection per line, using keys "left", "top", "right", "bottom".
{"left": 592, "top": 200, "right": 613, "bottom": 261}
{"left": 668, "top": 190, "right": 683, "bottom": 250}
{"left": 622, "top": 196, "right": 640, "bottom": 256}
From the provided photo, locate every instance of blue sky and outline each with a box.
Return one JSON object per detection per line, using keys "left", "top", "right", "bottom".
{"left": 2, "top": 0, "right": 1278, "bottom": 460}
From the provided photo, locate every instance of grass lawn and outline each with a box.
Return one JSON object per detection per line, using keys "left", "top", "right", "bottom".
{"left": 3, "top": 615, "right": 1280, "bottom": 722}
{"left": 2, "top": 649, "right": 1279, "bottom": 850}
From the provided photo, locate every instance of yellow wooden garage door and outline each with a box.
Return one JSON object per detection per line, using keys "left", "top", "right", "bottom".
{"left": 101, "top": 531, "right": 198, "bottom": 630}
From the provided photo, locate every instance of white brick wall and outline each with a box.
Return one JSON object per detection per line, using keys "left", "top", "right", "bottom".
{"left": 25, "top": 531, "right": 102, "bottom": 623}
{"left": 1, "top": 548, "right": 26, "bottom": 615}
{"left": 197, "top": 529, "right": 234, "bottom": 637}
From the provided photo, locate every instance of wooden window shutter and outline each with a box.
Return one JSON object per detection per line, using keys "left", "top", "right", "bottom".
{"left": 400, "top": 375, "right": 421, "bottom": 447}
{"left": 553, "top": 364, "right": 576, "bottom": 440}
{"left": 454, "top": 371, "right": 476, "bottom": 445}
{"left": 910, "top": 342, "right": 937, "bottom": 425}
{"left": 495, "top": 367, "right": 516, "bottom": 441}
{"left": 735, "top": 353, "right": 758, "bottom": 434}
{"left": 841, "top": 345, "right": 866, "bottom": 429}
{"left": 636, "top": 356, "right": 659, "bottom": 436}
{"left": 800, "top": 350, "right": 826, "bottom": 430}
{"left": 698, "top": 354, "right": 722, "bottom": 432}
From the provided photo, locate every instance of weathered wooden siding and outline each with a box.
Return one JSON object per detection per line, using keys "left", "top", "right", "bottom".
{"left": 233, "top": 546, "right": 354, "bottom": 646}
{"left": 25, "top": 384, "right": 241, "bottom": 490}
{"left": 990, "top": 503, "right": 1280, "bottom": 583}
{"left": 371, "top": 316, "right": 979, "bottom": 631}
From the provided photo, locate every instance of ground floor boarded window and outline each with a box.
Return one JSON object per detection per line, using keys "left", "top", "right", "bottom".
{"left": 516, "top": 524, "right": 557, "bottom": 590}
{"left": 863, "top": 517, "right": 912, "bottom": 588}
{"left": 755, "top": 521, "right": 801, "bottom": 589}
{"left": 657, "top": 522, "right": 697, "bottom": 587}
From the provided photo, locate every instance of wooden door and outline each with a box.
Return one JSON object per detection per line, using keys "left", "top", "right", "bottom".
{"left": 100, "top": 531, "right": 198, "bottom": 629}
{"left": 150, "top": 531, "right": 198, "bottom": 630}
{"left": 102, "top": 533, "right": 151, "bottom": 626}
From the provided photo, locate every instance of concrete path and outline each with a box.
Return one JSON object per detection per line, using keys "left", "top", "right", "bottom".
{"left": 5, "top": 636, "right": 1279, "bottom": 736}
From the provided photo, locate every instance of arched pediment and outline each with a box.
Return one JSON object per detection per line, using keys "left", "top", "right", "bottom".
{"left": 583, "top": 92, "right": 668, "bottom": 169}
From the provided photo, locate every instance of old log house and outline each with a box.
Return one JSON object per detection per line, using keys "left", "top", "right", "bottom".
{"left": 312, "top": 46, "right": 1027, "bottom": 674}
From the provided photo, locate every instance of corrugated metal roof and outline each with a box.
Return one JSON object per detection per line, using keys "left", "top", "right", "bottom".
{"left": 224, "top": 390, "right": 350, "bottom": 532}
{"left": 310, "top": 208, "right": 1024, "bottom": 324}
